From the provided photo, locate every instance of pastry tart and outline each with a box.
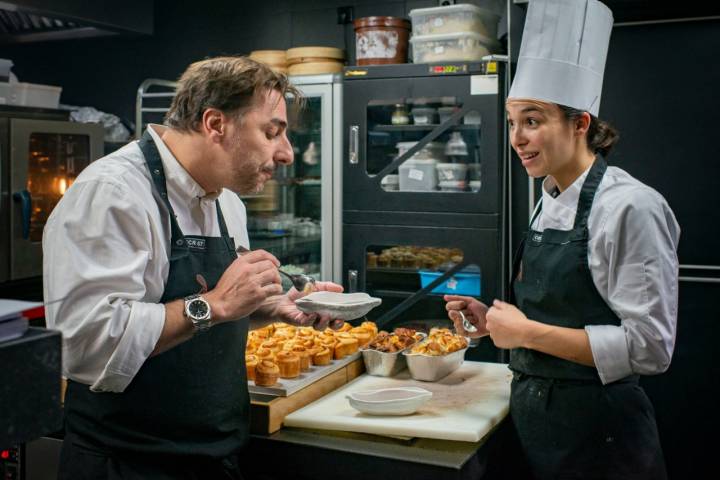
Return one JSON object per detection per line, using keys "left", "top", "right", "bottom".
{"left": 349, "top": 327, "right": 373, "bottom": 348}
{"left": 360, "top": 321, "right": 378, "bottom": 337}
{"left": 312, "top": 346, "right": 332, "bottom": 366}
{"left": 275, "top": 351, "right": 301, "bottom": 378}
{"left": 291, "top": 345, "right": 312, "bottom": 371}
{"left": 254, "top": 360, "right": 280, "bottom": 386}
{"left": 260, "top": 339, "right": 283, "bottom": 354}
{"left": 255, "top": 347, "right": 275, "bottom": 362}
{"left": 334, "top": 334, "right": 359, "bottom": 359}
{"left": 245, "top": 354, "right": 259, "bottom": 381}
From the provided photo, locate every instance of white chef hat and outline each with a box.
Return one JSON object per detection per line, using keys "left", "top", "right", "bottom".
{"left": 508, "top": 0, "right": 614, "bottom": 116}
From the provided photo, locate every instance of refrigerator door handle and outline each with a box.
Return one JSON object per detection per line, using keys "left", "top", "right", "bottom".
{"left": 347, "top": 269, "right": 358, "bottom": 293}
{"left": 348, "top": 125, "right": 359, "bottom": 164}
{"left": 679, "top": 264, "right": 720, "bottom": 284}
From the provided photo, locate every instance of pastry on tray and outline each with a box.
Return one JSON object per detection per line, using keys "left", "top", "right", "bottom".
{"left": 291, "top": 345, "right": 312, "bottom": 371}
{"left": 312, "top": 346, "right": 332, "bottom": 366}
{"left": 245, "top": 354, "right": 259, "bottom": 381}
{"left": 254, "top": 360, "right": 280, "bottom": 387}
{"left": 275, "top": 351, "right": 301, "bottom": 378}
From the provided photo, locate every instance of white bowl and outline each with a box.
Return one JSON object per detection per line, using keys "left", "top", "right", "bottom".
{"left": 346, "top": 387, "right": 432, "bottom": 415}
{"left": 294, "top": 292, "right": 382, "bottom": 320}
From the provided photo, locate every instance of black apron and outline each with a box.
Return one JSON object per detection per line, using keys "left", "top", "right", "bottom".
{"left": 59, "top": 132, "right": 248, "bottom": 479}
{"left": 509, "top": 158, "right": 667, "bottom": 480}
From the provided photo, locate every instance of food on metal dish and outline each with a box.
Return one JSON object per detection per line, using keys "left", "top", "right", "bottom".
{"left": 366, "top": 327, "right": 424, "bottom": 353}
{"left": 410, "top": 327, "right": 468, "bottom": 355}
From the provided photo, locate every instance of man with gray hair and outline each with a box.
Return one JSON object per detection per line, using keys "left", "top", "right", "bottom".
{"left": 44, "top": 56, "right": 343, "bottom": 479}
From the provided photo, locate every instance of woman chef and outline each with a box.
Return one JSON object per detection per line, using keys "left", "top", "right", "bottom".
{"left": 445, "top": 0, "right": 680, "bottom": 478}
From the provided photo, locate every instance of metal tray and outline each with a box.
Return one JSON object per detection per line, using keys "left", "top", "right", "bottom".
{"left": 360, "top": 333, "right": 426, "bottom": 377}
{"left": 403, "top": 345, "right": 469, "bottom": 382}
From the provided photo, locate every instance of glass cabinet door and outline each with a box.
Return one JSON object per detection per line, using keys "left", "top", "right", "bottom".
{"left": 10, "top": 119, "right": 103, "bottom": 280}
{"left": 343, "top": 62, "right": 505, "bottom": 215}
{"left": 243, "top": 84, "right": 334, "bottom": 290}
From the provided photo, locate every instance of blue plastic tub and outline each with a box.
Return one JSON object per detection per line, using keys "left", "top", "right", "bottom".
{"left": 419, "top": 270, "right": 481, "bottom": 296}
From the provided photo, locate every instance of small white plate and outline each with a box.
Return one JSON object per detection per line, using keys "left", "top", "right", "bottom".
{"left": 346, "top": 387, "right": 432, "bottom": 416}
{"left": 295, "top": 292, "right": 382, "bottom": 320}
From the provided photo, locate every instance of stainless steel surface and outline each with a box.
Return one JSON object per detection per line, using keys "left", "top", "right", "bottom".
{"left": 404, "top": 346, "right": 469, "bottom": 382}
{"left": 9, "top": 118, "right": 103, "bottom": 281}
{"left": 135, "top": 78, "right": 177, "bottom": 139}
{"left": 235, "top": 244, "right": 316, "bottom": 292}
{"left": 349, "top": 125, "right": 359, "bottom": 164}
{"left": 361, "top": 333, "right": 425, "bottom": 377}
{"left": 332, "top": 81, "right": 344, "bottom": 284}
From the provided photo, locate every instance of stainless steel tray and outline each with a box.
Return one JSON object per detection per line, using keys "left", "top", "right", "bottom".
{"left": 360, "top": 333, "right": 426, "bottom": 377}
{"left": 403, "top": 346, "right": 469, "bottom": 382}
{"left": 248, "top": 351, "right": 361, "bottom": 397}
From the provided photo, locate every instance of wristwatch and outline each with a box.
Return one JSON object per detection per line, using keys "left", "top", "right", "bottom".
{"left": 184, "top": 294, "right": 212, "bottom": 334}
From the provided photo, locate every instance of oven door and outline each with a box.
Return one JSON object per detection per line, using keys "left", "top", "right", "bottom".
{"left": 10, "top": 119, "right": 103, "bottom": 280}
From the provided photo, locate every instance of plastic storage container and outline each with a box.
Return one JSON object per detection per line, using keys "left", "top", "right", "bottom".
{"left": 467, "top": 163, "right": 481, "bottom": 181}
{"left": 0, "top": 82, "right": 62, "bottom": 108}
{"left": 438, "top": 106, "right": 459, "bottom": 124}
{"left": 410, "top": 32, "right": 496, "bottom": 63}
{"left": 438, "top": 180, "right": 467, "bottom": 192}
{"left": 399, "top": 159, "right": 439, "bottom": 191}
{"left": 409, "top": 4, "right": 501, "bottom": 38}
{"left": 411, "top": 107, "right": 437, "bottom": 125}
{"left": 380, "top": 174, "right": 400, "bottom": 191}
{"left": 418, "top": 270, "right": 481, "bottom": 296}
{"left": 354, "top": 16, "right": 411, "bottom": 65}
{"left": 396, "top": 141, "right": 445, "bottom": 161}
{"left": 436, "top": 163, "right": 468, "bottom": 182}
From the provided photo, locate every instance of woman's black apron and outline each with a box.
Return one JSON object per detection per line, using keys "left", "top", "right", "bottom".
{"left": 509, "top": 158, "right": 667, "bottom": 480}
{"left": 60, "top": 132, "right": 248, "bottom": 478}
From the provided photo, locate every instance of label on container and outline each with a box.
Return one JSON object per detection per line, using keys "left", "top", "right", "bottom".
{"left": 434, "top": 18, "right": 444, "bottom": 27}
{"left": 471, "top": 74, "right": 498, "bottom": 95}
{"left": 434, "top": 46, "right": 445, "bottom": 54}
{"left": 408, "top": 169, "right": 424, "bottom": 181}
{"left": 357, "top": 31, "right": 398, "bottom": 59}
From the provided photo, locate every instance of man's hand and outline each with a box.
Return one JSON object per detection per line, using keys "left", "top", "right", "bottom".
{"left": 485, "top": 300, "right": 532, "bottom": 349}
{"left": 444, "top": 294, "right": 490, "bottom": 338}
{"left": 205, "top": 249, "right": 283, "bottom": 323}
{"left": 275, "top": 281, "right": 345, "bottom": 330}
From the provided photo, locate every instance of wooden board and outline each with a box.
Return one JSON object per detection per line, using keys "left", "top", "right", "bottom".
{"left": 283, "top": 361, "right": 511, "bottom": 442}
{"left": 250, "top": 358, "right": 365, "bottom": 435}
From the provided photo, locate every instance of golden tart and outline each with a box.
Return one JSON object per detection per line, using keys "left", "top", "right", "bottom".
{"left": 275, "top": 351, "right": 301, "bottom": 379}
{"left": 254, "top": 360, "right": 280, "bottom": 387}
{"left": 245, "top": 354, "right": 259, "bottom": 381}
{"left": 312, "top": 346, "right": 332, "bottom": 366}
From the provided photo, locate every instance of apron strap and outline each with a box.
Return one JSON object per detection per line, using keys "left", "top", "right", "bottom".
{"left": 573, "top": 156, "right": 608, "bottom": 229}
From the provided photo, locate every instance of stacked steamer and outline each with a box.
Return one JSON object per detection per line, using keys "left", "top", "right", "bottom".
{"left": 286, "top": 46, "right": 345, "bottom": 76}
{"left": 245, "top": 320, "right": 378, "bottom": 387}
{"left": 408, "top": 3, "right": 501, "bottom": 63}
{"left": 249, "top": 50, "right": 288, "bottom": 74}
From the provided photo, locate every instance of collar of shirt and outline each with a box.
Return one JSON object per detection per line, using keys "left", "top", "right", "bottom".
{"left": 538, "top": 166, "right": 592, "bottom": 230}
{"left": 147, "top": 124, "right": 221, "bottom": 204}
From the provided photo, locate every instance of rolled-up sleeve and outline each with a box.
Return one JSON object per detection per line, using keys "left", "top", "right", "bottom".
{"left": 43, "top": 179, "right": 166, "bottom": 392}
{"left": 586, "top": 187, "right": 680, "bottom": 384}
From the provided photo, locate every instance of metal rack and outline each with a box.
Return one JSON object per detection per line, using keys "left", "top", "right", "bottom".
{"left": 134, "top": 78, "right": 177, "bottom": 139}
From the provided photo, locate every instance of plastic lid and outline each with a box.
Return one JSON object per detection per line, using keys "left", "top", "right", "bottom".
{"left": 437, "top": 163, "right": 468, "bottom": 168}
{"left": 409, "top": 4, "right": 500, "bottom": 19}
{"left": 409, "top": 31, "right": 500, "bottom": 48}
{"left": 439, "top": 180, "right": 467, "bottom": 187}
{"left": 354, "top": 16, "right": 411, "bottom": 29}
{"left": 400, "top": 158, "right": 438, "bottom": 165}
{"left": 381, "top": 174, "right": 399, "bottom": 184}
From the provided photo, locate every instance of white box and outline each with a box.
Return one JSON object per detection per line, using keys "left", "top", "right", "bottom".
{"left": 0, "top": 82, "right": 62, "bottom": 108}
{"left": 410, "top": 32, "right": 497, "bottom": 64}
{"left": 409, "top": 4, "right": 500, "bottom": 38}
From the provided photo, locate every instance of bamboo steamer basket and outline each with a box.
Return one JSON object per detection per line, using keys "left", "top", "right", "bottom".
{"left": 249, "top": 50, "right": 288, "bottom": 74}
{"left": 288, "top": 61, "right": 343, "bottom": 76}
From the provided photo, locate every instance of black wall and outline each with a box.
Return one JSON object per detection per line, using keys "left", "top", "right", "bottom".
{"left": 0, "top": 0, "right": 508, "bottom": 127}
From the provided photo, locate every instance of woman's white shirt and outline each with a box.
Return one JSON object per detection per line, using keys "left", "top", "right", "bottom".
{"left": 531, "top": 165, "right": 680, "bottom": 384}
{"left": 43, "top": 125, "right": 249, "bottom": 393}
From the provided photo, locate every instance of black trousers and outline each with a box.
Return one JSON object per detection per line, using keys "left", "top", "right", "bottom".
{"left": 510, "top": 374, "right": 667, "bottom": 480}
{"left": 58, "top": 435, "right": 246, "bottom": 480}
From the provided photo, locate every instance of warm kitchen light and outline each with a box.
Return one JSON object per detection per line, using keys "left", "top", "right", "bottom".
{"left": 58, "top": 177, "right": 67, "bottom": 195}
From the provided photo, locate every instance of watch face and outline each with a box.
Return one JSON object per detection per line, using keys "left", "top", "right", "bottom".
{"left": 188, "top": 299, "right": 209, "bottom": 319}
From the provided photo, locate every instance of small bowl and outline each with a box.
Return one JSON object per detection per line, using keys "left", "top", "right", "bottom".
{"left": 403, "top": 345, "right": 468, "bottom": 382}
{"left": 346, "top": 387, "right": 432, "bottom": 415}
{"left": 294, "top": 292, "right": 382, "bottom": 320}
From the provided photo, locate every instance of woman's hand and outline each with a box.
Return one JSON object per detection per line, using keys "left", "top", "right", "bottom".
{"left": 485, "top": 300, "right": 532, "bottom": 349}
{"left": 275, "top": 281, "right": 345, "bottom": 330}
{"left": 444, "top": 295, "right": 490, "bottom": 338}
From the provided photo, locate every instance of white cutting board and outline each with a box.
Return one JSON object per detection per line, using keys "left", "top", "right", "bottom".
{"left": 283, "top": 361, "right": 512, "bottom": 442}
